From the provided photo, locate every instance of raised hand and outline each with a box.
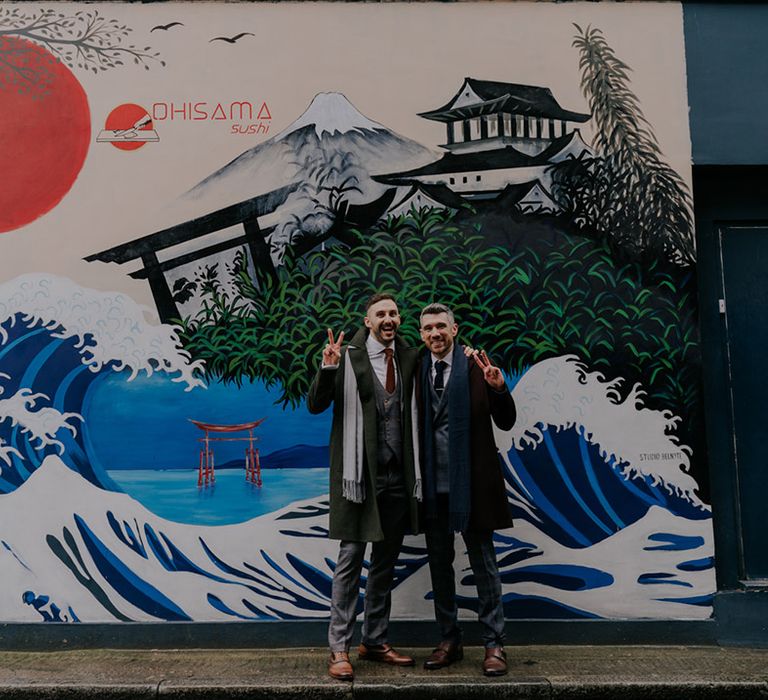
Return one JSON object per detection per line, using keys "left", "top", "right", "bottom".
{"left": 472, "top": 349, "right": 506, "bottom": 390}
{"left": 322, "top": 328, "right": 345, "bottom": 367}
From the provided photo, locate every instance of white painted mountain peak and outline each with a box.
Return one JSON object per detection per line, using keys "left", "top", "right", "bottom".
{"left": 274, "top": 92, "right": 386, "bottom": 141}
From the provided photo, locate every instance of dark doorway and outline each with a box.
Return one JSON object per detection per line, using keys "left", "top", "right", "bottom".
{"left": 717, "top": 223, "right": 768, "bottom": 580}
{"left": 695, "top": 166, "right": 768, "bottom": 588}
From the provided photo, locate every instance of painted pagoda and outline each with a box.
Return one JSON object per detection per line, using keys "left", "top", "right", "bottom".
{"left": 376, "top": 77, "right": 592, "bottom": 208}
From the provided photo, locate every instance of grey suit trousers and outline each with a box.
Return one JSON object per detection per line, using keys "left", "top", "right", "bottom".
{"left": 424, "top": 495, "right": 505, "bottom": 648}
{"left": 328, "top": 465, "right": 408, "bottom": 652}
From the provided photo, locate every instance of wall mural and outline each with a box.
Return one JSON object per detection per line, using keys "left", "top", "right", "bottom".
{"left": 0, "top": 2, "right": 713, "bottom": 624}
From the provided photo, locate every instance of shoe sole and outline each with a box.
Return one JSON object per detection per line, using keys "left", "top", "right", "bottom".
{"left": 358, "top": 656, "right": 415, "bottom": 666}
{"left": 329, "top": 659, "right": 354, "bottom": 681}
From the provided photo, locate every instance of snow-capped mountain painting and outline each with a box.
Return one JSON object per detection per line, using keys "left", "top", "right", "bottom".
{"left": 156, "top": 92, "right": 436, "bottom": 315}
{"left": 273, "top": 91, "right": 391, "bottom": 140}
{"left": 183, "top": 92, "right": 435, "bottom": 246}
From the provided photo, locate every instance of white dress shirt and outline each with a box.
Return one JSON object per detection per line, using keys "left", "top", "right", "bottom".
{"left": 430, "top": 352, "right": 452, "bottom": 388}
{"left": 366, "top": 334, "right": 397, "bottom": 388}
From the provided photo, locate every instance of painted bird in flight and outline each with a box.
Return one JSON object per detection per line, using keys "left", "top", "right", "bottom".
{"left": 151, "top": 22, "right": 184, "bottom": 32}
{"left": 209, "top": 32, "right": 255, "bottom": 44}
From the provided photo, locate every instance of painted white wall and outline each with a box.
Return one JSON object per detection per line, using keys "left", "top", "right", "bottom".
{"left": 413, "top": 165, "right": 551, "bottom": 193}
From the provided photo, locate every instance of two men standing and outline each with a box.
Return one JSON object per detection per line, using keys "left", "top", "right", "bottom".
{"left": 308, "top": 295, "right": 514, "bottom": 680}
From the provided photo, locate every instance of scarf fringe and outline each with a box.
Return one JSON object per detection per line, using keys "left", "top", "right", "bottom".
{"left": 449, "top": 511, "right": 470, "bottom": 534}
{"left": 343, "top": 478, "right": 365, "bottom": 504}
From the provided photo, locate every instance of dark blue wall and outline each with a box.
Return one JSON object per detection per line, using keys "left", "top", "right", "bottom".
{"left": 684, "top": 3, "right": 768, "bottom": 165}
{"left": 687, "top": 4, "right": 768, "bottom": 647}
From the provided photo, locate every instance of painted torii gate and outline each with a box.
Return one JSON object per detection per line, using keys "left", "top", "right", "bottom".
{"left": 85, "top": 184, "right": 300, "bottom": 323}
{"left": 189, "top": 418, "right": 266, "bottom": 487}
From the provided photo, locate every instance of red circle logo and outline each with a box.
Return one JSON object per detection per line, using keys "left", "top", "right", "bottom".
{"left": 104, "top": 104, "right": 153, "bottom": 151}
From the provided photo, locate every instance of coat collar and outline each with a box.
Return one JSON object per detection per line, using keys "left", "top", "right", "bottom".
{"left": 348, "top": 327, "right": 374, "bottom": 402}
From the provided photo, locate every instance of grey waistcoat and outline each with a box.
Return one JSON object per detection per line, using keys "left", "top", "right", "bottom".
{"left": 373, "top": 371, "right": 402, "bottom": 469}
{"left": 429, "top": 380, "right": 451, "bottom": 493}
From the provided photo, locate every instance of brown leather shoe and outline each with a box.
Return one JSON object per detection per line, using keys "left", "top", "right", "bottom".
{"left": 357, "top": 643, "right": 415, "bottom": 666}
{"left": 423, "top": 640, "right": 463, "bottom": 670}
{"left": 482, "top": 646, "right": 508, "bottom": 676}
{"left": 328, "top": 651, "right": 354, "bottom": 681}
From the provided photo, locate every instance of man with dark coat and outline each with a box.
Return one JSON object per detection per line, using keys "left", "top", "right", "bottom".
{"left": 416, "top": 302, "right": 515, "bottom": 677}
{"left": 307, "top": 293, "right": 420, "bottom": 681}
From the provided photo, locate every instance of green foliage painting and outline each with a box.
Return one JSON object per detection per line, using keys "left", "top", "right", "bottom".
{"left": 177, "top": 208, "right": 697, "bottom": 427}
{"left": 175, "top": 25, "right": 699, "bottom": 437}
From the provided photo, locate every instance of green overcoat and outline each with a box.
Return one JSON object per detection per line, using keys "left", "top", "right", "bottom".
{"left": 307, "top": 327, "right": 420, "bottom": 542}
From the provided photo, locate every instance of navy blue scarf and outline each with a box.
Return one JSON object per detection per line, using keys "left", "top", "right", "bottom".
{"left": 421, "top": 343, "right": 471, "bottom": 533}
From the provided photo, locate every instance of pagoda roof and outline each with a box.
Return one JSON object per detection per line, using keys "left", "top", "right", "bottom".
{"left": 374, "top": 130, "right": 579, "bottom": 183}
{"left": 373, "top": 146, "right": 535, "bottom": 183}
{"left": 535, "top": 129, "right": 592, "bottom": 161}
{"left": 494, "top": 180, "right": 556, "bottom": 208}
{"left": 420, "top": 77, "right": 590, "bottom": 123}
{"left": 389, "top": 183, "right": 468, "bottom": 212}
{"left": 494, "top": 181, "right": 544, "bottom": 206}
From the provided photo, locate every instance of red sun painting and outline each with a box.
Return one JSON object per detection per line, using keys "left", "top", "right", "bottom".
{"left": 0, "top": 36, "right": 90, "bottom": 234}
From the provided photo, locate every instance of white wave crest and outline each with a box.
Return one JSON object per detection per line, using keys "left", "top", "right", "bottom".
{"left": 0, "top": 375, "right": 81, "bottom": 456}
{"left": 0, "top": 439, "right": 21, "bottom": 474}
{"left": 497, "top": 355, "right": 702, "bottom": 506}
{"left": 0, "top": 274, "right": 204, "bottom": 390}
{"left": 0, "top": 456, "right": 713, "bottom": 623}
{"left": 0, "top": 456, "right": 347, "bottom": 622}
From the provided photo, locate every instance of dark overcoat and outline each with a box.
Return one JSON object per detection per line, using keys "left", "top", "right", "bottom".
{"left": 415, "top": 347, "right": 516, "bottom": 532}
{"left": 307, "top": 327, "right": 420, "bottom": 542}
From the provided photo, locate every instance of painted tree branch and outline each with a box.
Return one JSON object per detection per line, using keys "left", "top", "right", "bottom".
{"left": 0, "top": 6, "right": 164, "bottom": 90}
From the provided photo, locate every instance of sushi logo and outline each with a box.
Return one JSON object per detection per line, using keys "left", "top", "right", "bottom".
{"left": 96, "top": 104, "right": 159, "bottom": 151}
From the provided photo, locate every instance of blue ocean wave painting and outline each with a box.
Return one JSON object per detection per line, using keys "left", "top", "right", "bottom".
{"left": 0, "top": 275, "right": 714, "bottom": 622}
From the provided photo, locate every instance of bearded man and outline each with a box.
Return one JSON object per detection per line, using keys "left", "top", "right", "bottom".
{"left": 308, "top": 293, "right": 421, "bottom": 681}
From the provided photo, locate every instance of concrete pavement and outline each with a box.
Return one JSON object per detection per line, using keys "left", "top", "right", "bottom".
{"left": 0, "top": 645, "right": 767, "bottom": 699}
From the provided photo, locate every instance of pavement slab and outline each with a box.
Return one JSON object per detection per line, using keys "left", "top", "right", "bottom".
{"left": 0, "top": 646, "right": 766, "bottom": 699}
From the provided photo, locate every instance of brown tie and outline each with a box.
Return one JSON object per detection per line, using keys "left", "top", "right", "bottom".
{"left": 384, "top": 348, "right": 395, "bottom": 393}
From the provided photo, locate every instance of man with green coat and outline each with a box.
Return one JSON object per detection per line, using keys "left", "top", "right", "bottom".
{"left": 307, "top": 293, "right": 421, "bottom": 681}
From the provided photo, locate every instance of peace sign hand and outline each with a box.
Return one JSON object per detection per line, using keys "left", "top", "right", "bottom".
{"left": 322, "top": 328, "right": 344, "bottom": 367}
{"left": 472, "top": 349, "right": 506, "bottom": 391}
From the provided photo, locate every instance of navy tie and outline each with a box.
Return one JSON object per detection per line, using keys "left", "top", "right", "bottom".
{"left": 434, "top": 360, "right": 447, "bottom": 397}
